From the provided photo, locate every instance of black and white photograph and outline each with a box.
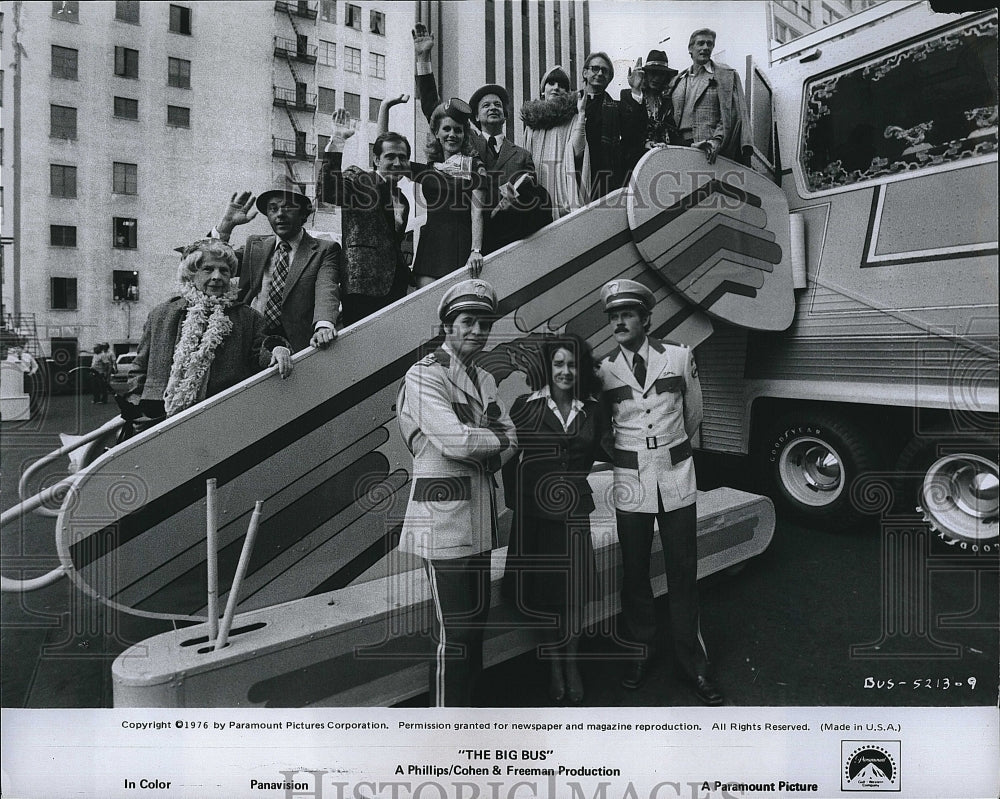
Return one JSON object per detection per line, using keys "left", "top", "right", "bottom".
{"left": 1, "top": 1, "right": 997, "bottom": 797}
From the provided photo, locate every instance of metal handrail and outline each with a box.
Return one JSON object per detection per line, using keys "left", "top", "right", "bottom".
{"left": 18, "top": 415, "right": 128, "bottom": 516}
{"left": 0, "top": 477, "right": 77, "bottom": 592}
{"left": 3, "top": 414, "right": 128, "bottom": 592}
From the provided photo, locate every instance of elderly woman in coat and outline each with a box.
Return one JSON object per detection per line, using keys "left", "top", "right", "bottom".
{"left": 521, "top": 66, "right": 590, "bottom": 221}
{"left": 128, "top": 239, "right": 293, "bottom": 419}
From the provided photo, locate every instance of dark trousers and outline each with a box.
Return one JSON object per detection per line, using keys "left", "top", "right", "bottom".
{"left": 423, "top": 553, "right": 492, "bottom": 707}
{"left": 615, "top": 500, "right": 709, "bottom": 680}
{"left": 340, "top": 271, "right": 409, "bottom": 327}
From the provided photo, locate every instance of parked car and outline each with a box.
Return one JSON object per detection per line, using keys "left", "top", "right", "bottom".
{"left": 109, "top": 352, "right": 139, "bottom": 394}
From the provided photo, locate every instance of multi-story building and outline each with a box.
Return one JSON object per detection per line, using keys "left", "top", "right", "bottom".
{"left": 770, "top": 0, "right": 882, "bottom": 44}
{"left": 0, "top": 0, "right": 414, "bottom": 360}
{"left": 414, "top": 1, "right": 591, "bottom": 144}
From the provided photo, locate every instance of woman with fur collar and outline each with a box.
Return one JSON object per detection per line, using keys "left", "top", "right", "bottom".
{"left": 521, "top": 67, "right": 590, "bottom": 221}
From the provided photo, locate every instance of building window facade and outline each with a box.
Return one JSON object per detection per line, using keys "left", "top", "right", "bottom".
{"left": 320, "top": 0, "right": 336, "bottom": 23}
{"left": 51, "top": 278, "right": 79, "bottom": 309}
{"left": 370, "top": 10, "right": 385, "bottom": 35}
{"left": 318, "top": 86, "right": 337, "bottom": 115}
{"left": 167, "top": 105, "right": 190, "bottom": 127}
{"left": 169, "top": 5, "right": 191, "bottom": 34}
{"left": 115, "top": 1, "right": 139, "bottom": 23}
{"left": 168, "top": 57, "right": 191, "bottom": 88}
{"left": 113, "top": 270, "right": 139, "bottom": 301}
{"left": 370, "top": 53, "right": 385, "bottom": 79}
{"left": 344, "top": 91, "right": 361, "bottom": 119}
{"left": 318, "top": 39, "right": 336, "bottom": 67}
{"left": 369, "top": 97, "right": 381, "bottom": 123}
{"left": 345, "top": 3, "right": 361, "bottom": 30}
{"left": 344, "top": 46, "right": 361, "bottom": 73}
{"left": 50, "top": 225, "right": 77, "bottom": 247}
{"left": 115, "top": 46, "right": 139, "bottom": 78}
{"left": 50, "top": 104, "right": 77, "bottom": 139}
{"left": 114, "top": 96, "right": 139, "bottom": 119}
{"left": 113, "top": 218, "right": 138, "bottom": 249}
{"left": 51, "top": 45, "right": 79, "bottom": 79}
{"left": 113, "top": 162, "right": 138, "bottom": 194}
{"left": 51, "top": 164, "right": 77, "bottom": 197}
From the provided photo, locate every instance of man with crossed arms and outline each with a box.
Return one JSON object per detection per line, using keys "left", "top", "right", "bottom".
{"left": 597, "top": 278, "right": 723, "bottom": 705}
{"left": 397, "top": 279, "right": 516, "bottom": 706}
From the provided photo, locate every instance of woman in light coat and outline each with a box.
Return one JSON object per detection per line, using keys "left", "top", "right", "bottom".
{"left": 521, "top": 67, "right": 590, "bottom": 221}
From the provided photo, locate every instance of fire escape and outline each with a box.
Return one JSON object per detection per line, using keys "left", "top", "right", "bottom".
{"left": 272, "top": 1, "right": 319, "bottom": 190}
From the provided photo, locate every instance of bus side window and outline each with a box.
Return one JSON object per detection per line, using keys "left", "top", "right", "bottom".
{"left": 801, "top": 15, "right": 998, "bottom": 192}
{"left": 746, "top": 55, "right": 781, "bottom": 184}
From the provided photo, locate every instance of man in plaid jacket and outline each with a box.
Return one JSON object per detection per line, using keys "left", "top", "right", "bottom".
{"left": 669, "top": 28, "right": 753, "bottom": 165}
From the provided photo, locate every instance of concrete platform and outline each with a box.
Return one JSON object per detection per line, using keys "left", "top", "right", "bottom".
{"left": 112, "top": 483, "right": 774, "bottom": 707}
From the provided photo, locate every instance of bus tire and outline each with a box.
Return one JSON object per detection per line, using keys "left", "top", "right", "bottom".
{"left": 894, "top": 435, "right": 999, "bottom": 551}
{"left": 754, "top": 410, "right": 882, "bottom": 528}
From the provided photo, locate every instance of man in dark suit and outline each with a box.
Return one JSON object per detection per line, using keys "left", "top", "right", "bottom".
{"left": 412, "top": 23, "right": 551, "bottom": 254}
{"left": 214, "top": 188, "right": 339, "bottom": 353}
{"left": 581, "top": 51, "right": 627, "bottom": 199}
{"left": 319, "top": 112, "right": 413, "bottom": 326}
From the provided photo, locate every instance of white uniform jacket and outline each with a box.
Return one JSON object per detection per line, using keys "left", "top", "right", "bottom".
{"left": 397, "top": 345, "right": 517, "bottom": 560}
{"left": 598, "top": 337, "right": 703, "bottom": 513}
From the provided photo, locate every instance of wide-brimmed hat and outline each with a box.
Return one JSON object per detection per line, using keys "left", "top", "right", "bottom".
{"left": 254, "top": 185, "right": 314, "bottom": 214}
{"left": 601, "top": 279, "right": 655, "bottom": 313}
{"left": 438, "top": 279, "right": 499, "bottom": 321}
{"left": 539, "top": 66, "right": 571, "bottom": 95}
{"left": 643, "top": 49, "right": 678, "bottom": 80}
{"left": 469, "top": 83, "right": 510, "bottom": 114}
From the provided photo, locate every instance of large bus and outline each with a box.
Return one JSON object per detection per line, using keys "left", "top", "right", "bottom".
{"left": 696, "top": 1, "right": 997, "bottom": 547}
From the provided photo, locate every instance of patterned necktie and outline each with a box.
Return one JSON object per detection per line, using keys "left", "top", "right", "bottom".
{"left": 632, "top": 352, "right": 646, "bottom": 388}
{"left": 263, "top": 240, "right": 290, "bottom": 330}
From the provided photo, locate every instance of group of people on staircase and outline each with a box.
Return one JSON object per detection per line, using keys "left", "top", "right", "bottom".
{"left": 122, "top": 24, "right": 748, "bottom": 707}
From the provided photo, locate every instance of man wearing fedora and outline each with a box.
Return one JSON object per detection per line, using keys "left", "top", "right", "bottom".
{"left": 214, "top": 188, "right": 340, "bottom": 353}
{"left": 597, "top": 278, "right": 723, "bottom": 706}
{"left": 412, "top": 23, "right": 550, "bottom": 254}
{"left": 669, "top": 28, "right": 753, "bottom": 165}
{"left": 397, "top": 278, "right": 516, "bottom": 706}
{"left": 620, "top": 49, "right": 680, "bottom": 177}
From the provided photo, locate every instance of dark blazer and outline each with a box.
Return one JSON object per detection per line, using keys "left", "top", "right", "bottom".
{"left": 503, "top": 392, "right": 606, "bottom": 521}
{"left": 233, "top": 231, "right": 340, "bottom": 353}
{"left": 584, "top": 91, "right": 626, "bottom": 198}
{"left": 129, "top": 298, "right": 279, "bottom": 404}
{"left": 619, "top": 88, "right": 678, "bottom": 175}
{"left": 416, "top": 72, "right": 551, "bottom": 253}
{"left": 318, "top": 151, "right": 410, "bottom": 298}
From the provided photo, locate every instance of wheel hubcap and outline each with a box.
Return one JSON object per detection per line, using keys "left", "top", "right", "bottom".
{"left": 920, "top": 454, "right": 999, "bottom": 544}
{"left": 778, "top": 437, "right": 845, "bottom": 507}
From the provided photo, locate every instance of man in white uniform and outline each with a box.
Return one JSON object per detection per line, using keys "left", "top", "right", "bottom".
{"left": 397, "top": 279, "right": 517, "bottom": 706}
{"left": 598, "top": 279, "right": 723, "bottom": 705}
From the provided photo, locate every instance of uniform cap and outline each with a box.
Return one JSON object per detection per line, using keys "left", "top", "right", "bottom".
{"left": 601, "top": 279, "right": 655, "bottom": 313}
{"left": 438, "top": 279, "right": 499, "bottom": 321}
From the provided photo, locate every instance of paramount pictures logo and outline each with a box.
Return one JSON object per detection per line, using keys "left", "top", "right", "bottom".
{"left": 841, "top": 741, "right": 901, "bottom": 792}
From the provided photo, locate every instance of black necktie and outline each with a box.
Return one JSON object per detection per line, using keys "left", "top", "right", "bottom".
{"left": 632, "top": 352, "right": 646, "bottom": 388}
{"left": 488, "top": 135, "right": 498, "bottom": 154}
{"left": 465, "top": 363, "right": 481, "bottom": 394}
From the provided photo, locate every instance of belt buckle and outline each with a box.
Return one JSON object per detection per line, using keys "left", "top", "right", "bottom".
{"left": 646, "top": 436, "right": 658, "bottom": 449}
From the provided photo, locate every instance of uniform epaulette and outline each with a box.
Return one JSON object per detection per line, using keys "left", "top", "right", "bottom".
{"left": 417, "top": 347, "right": 451, "bottom": 368}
